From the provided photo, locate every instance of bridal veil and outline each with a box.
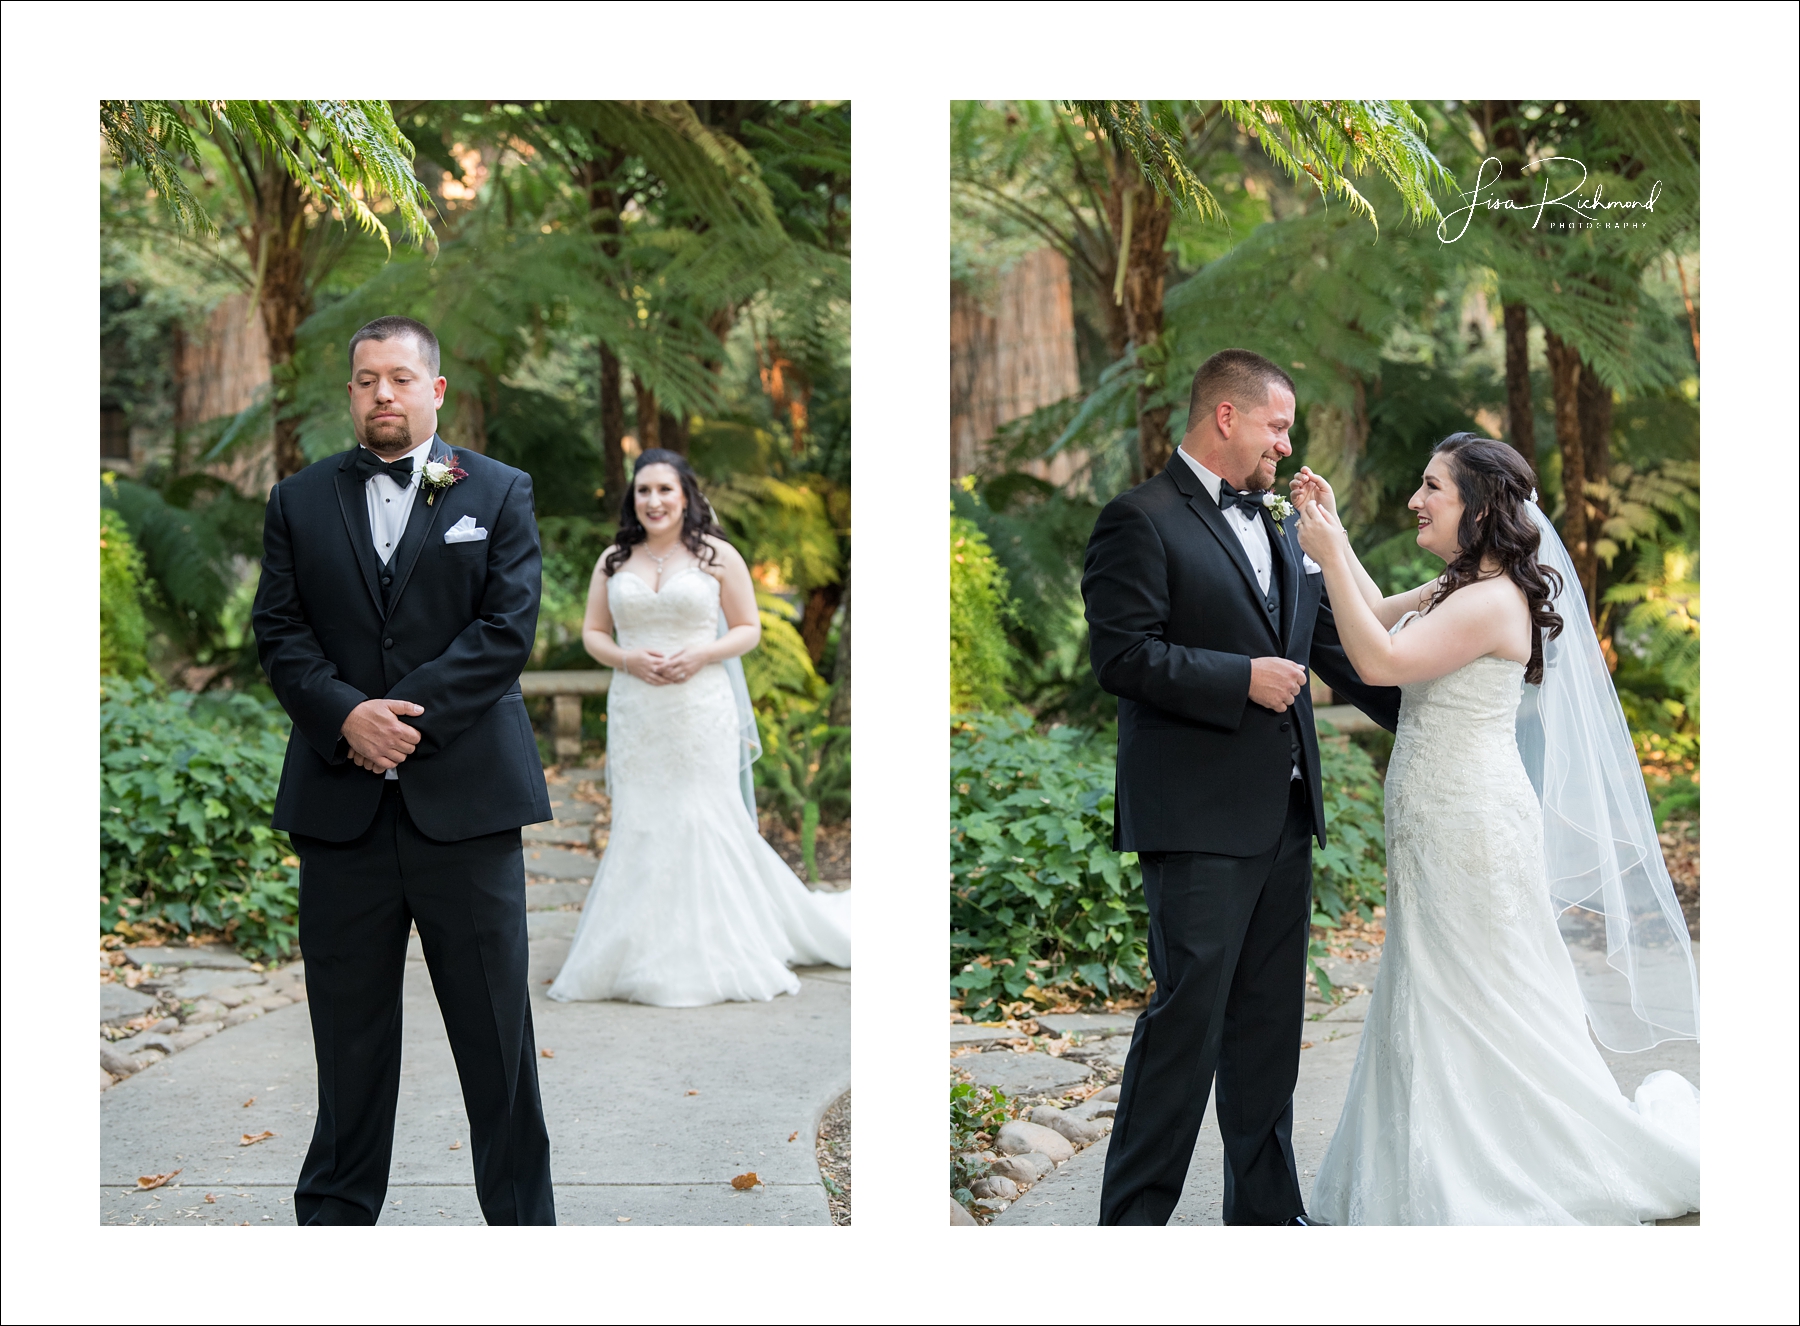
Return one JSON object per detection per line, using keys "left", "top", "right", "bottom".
{"left": 1515, "top": 502, "right": 1701, "bottom": 1052}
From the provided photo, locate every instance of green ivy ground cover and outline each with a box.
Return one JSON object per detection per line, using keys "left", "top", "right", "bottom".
{"left": 101, "top": 678, "right": 299, "bottom": 961}
{"left": 950, "top": 710, "right": 1389, "bottom": 1019}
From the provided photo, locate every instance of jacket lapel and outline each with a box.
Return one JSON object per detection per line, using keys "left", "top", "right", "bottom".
{"left": 1168, "top": 458, "right": 1281, "bottom": 651}
{"left": 334, "top": 451, "right": 387, "bottom": 618}
{"left": 383, "top": 436, "right": 453, "bottom": 619}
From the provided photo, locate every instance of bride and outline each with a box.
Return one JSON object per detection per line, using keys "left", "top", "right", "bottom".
{"left": 1293, "top": 433, "right": 1699, "bottom": 1225}
{"left": 548, "top": 449, "right": 850, "bottom": 1008}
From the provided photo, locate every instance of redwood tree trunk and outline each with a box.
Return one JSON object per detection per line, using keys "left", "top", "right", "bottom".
{"left": 827, "top": 571, "right": 850, "bottom": 728}
{"left": 255, "top": 171, "right": 313, "bottom": 480}
{"left": 1544, "top": 331, "right": 1596, "bottom": 614}
{"left": 1577, "top": 367, "right": 1613, "bottom": 499}
{"left": 633, "top": 377, "right": 659, "bottom": 451}
{"left": 659, "top": 409, "right": 689, "bottom": 457}
{"left": 599, "top": 343, "right": 626, "bottom": 506}
{"left": 1105, "top": 168, "right": 1173, "bottom": 479}
{"left": 1487, "top": 102, "right": 1538, "bottom": 478}
{"left": 799, "top": 582, "right": 842, "bottom": 666}
{"left": 1501, "top": 301, "right": 1536, "bottom": 469}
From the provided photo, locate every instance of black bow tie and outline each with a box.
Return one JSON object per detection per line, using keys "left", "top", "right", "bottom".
{"left": 1218, "top": 486, "right": 1267, "bottom": 516}
{"left": 354, "top": 450, "right": 418, "bottom": 487}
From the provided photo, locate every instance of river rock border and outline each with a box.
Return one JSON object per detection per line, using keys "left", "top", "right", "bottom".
{"left": 101, "top": 944, "right": 306, "bottom": 1090}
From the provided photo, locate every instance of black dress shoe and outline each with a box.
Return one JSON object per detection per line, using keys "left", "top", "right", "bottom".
{"left": 1285, "top": 1214, "right": 1315, "bottom": 1225}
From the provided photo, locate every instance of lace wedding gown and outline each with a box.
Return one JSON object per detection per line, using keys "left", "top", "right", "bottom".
{"left": 547, "top": 567, "right": 850, "bottom": 1008}
{"left": 1310, "top": 620, "right": 1699, "bottom": 1225}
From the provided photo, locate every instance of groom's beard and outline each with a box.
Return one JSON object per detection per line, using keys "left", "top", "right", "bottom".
{"left": 361, "top": 414, "right": 416, "bottom": 456}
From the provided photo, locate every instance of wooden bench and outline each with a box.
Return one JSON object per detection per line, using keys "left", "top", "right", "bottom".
{"left": 519, "top": 670, "right": 612, "bottom": 761}
{"left": 1313, "top": 704, "right": 1381, "bottom": 735}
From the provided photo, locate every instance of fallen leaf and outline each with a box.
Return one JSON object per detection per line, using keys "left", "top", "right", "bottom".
{"left": 137, "top": 1169, "right": 182, "bottom": 1190}
{"left": 204, "top": 1194, "right": 216, "bottom": 1204}
{"left": 238, "top": 1131, "right": 276, "bottom": 1148}
{"left": 1301, "top": 1041, "right": 1314, "bottom": 1050}
{"left": 730, "top": 1172, "right": 760, "bottom": 1191}
{"left": 449, "top": 1140, "right": 463, "bottom": 1151}
{"left": 615, "top": 1215, "right": 631, "bottom": 1222}
{"left": 540, "top": 1048, "right": 555, "bottom": 1059}
{"left": 685, "top": 1090, "right": 700, "bottom": 1096}
{"left": 241, "top": 1097, "right": 256, "bottom": 1108}
{"left": 543, "top": 979, "right": 553, "bottom": 984}
{"left": 788, "top": 1132, "right": 799, "bottom": 1142}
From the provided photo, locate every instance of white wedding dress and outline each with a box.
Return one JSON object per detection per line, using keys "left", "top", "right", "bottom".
{"left": 547, "top": 567, "right": 850, "bottom": 1008}
{"left": 1310, "top": 619, "right": 1699, "bottom": 1225}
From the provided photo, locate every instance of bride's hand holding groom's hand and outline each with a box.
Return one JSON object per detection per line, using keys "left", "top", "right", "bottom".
{"left": 1289, "top": 466, "right": 1337, "bottom": 520}
{"left": 1297, "top": 496, "right": 1350, "bottom": 570}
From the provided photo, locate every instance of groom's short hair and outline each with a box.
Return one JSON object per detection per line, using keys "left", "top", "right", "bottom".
{"left": 349, "top": 316, "right": 441, "bottom": 377}
{"left": 1187, "top": 349, "right": 1295, "bottom": 431}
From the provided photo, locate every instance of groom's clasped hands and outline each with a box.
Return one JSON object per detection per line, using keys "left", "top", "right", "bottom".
{"left": 343, "top": 697, "right": 426, "bottom": 773}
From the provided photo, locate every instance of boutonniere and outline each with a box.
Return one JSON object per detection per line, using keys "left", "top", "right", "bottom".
{"left": 1260, "top": 492, "right": 1294, "bottom": 524}
{"left": 419, "top": 454, "right": 468, "bottom": 506}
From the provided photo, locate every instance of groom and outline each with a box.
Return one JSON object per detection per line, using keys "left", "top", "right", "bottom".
{"left": 1081, "top": 348, "right": 1401, "bottom": 1225}
{"left": 251, "top": 315, "right": 556, "bottom": 1224}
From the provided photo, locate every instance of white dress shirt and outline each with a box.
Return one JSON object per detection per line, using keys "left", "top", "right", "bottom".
{"left": 1177, "top": 447, "right": 1300, "bottom": 780}
{"left": 364, "top": 436, "right": 433, "bottom": 566}
{"left": 1177, "top": 447, "right": 1272, "bottom": 595}
{"left": 360, "top": 436, "right": 432, "bottom": 778}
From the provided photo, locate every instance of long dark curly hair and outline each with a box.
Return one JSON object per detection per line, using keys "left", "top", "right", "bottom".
{"left": 601, "top": 448, "right": 727, "bottom": 578}
{"left": 1423, "top": 433, "right": 1565, "bottom": 685}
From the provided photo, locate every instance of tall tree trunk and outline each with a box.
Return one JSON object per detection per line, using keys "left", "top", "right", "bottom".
{"left": 254, "top": 171, "right": 313, "bottom": 480}
{"left": 827, "top": 571, "right": 850, "bottom": 728}
{"left": 659, "top": 409, "right": 689, "bottom": 457}
{"left": 446, "top": 387, "right": 487, "bottom": 454}
{"left": 583, "top": 145, "right": 631, "bottom": 502}
{"left": 1501, "top": 302, "right": 1536, "bottom": 469}
{"left": 1105, "top": 169, "right": 1173, "bottom": 478}
{"left": 1577, "top": 364, "right": 1614, "bottom": 599}
{"left": 799, "top": 582, "right": 842, "bottom": 666}
{"left": 599, "top": 343, "right": 626, "bottom": 506}
{"left": 1486, "top": 101, "right": 1538, "bottom": 477}
{"left": 1544, "top": 331, "right": 1596, "bottom": 615}
{"left": 632, "top": 376, "right": 659, "bottom": 451}
{"left": 1577, "top": 368, "right": 1613, "bottom": 499}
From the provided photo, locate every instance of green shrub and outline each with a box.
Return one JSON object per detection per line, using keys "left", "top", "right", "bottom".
{"left": 1310, "top": 723, "right": 1389, "bottom": 995}
{"left": 755, "top": 696, "right": 850, "bottom": 880}
{"left": 101, "top": 678, "right": 299, "bottom": 961}
{"left": 951, "top": 711, "right": 1391, "bottom": 1015}
{"left": 100, "top": 508, "right": 151, "bottom": 679}
{"left": 950, "top": 711, "right": 1144, "bottom": 1020}
{"left": 949, "top": 513, "right": 1016, "bottom": 713}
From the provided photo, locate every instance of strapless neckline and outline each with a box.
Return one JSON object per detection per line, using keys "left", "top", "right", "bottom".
{"left": 612, "top": 566, "right": 714, "bottom": 596}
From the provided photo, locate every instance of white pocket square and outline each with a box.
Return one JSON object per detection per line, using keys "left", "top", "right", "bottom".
{"left": 1303, "top": 554, "right": 1323, "bottom": 574}
{"left": 444, "top": 515, "right": 488, "bottom": 543}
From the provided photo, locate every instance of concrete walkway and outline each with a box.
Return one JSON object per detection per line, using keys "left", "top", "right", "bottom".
{"left": 993, "top": 946, "right": 1700, "bottom": 1227}
{"left": 101, "top": 777, "right": 850, "bottom": 1226}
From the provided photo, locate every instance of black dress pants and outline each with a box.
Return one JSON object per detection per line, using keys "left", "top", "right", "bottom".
{"left": 290, "top": 781, "right": 555, "bottom": 1225}
{"left": 1099, "top": 779, "right": 1313, "bottom": 1226}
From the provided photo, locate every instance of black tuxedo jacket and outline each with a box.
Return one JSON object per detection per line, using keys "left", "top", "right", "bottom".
{"left": 252, "top": 437, "right": 552, "bottom": 842}
{"left": 1082, "top": 456, "right": 1401, "bottom": 856}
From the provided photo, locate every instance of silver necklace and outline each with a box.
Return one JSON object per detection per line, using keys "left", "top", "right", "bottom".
{"left": 646, "top": 547, "right": 675, "bottom": 587}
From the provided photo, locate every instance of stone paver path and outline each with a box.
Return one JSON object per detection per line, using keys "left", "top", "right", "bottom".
{"left": 101, "top": 773, "right": 850, "bottom": 1225}
{"left": 987, "top": 946, "right": 1700, "bottom": 1227}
